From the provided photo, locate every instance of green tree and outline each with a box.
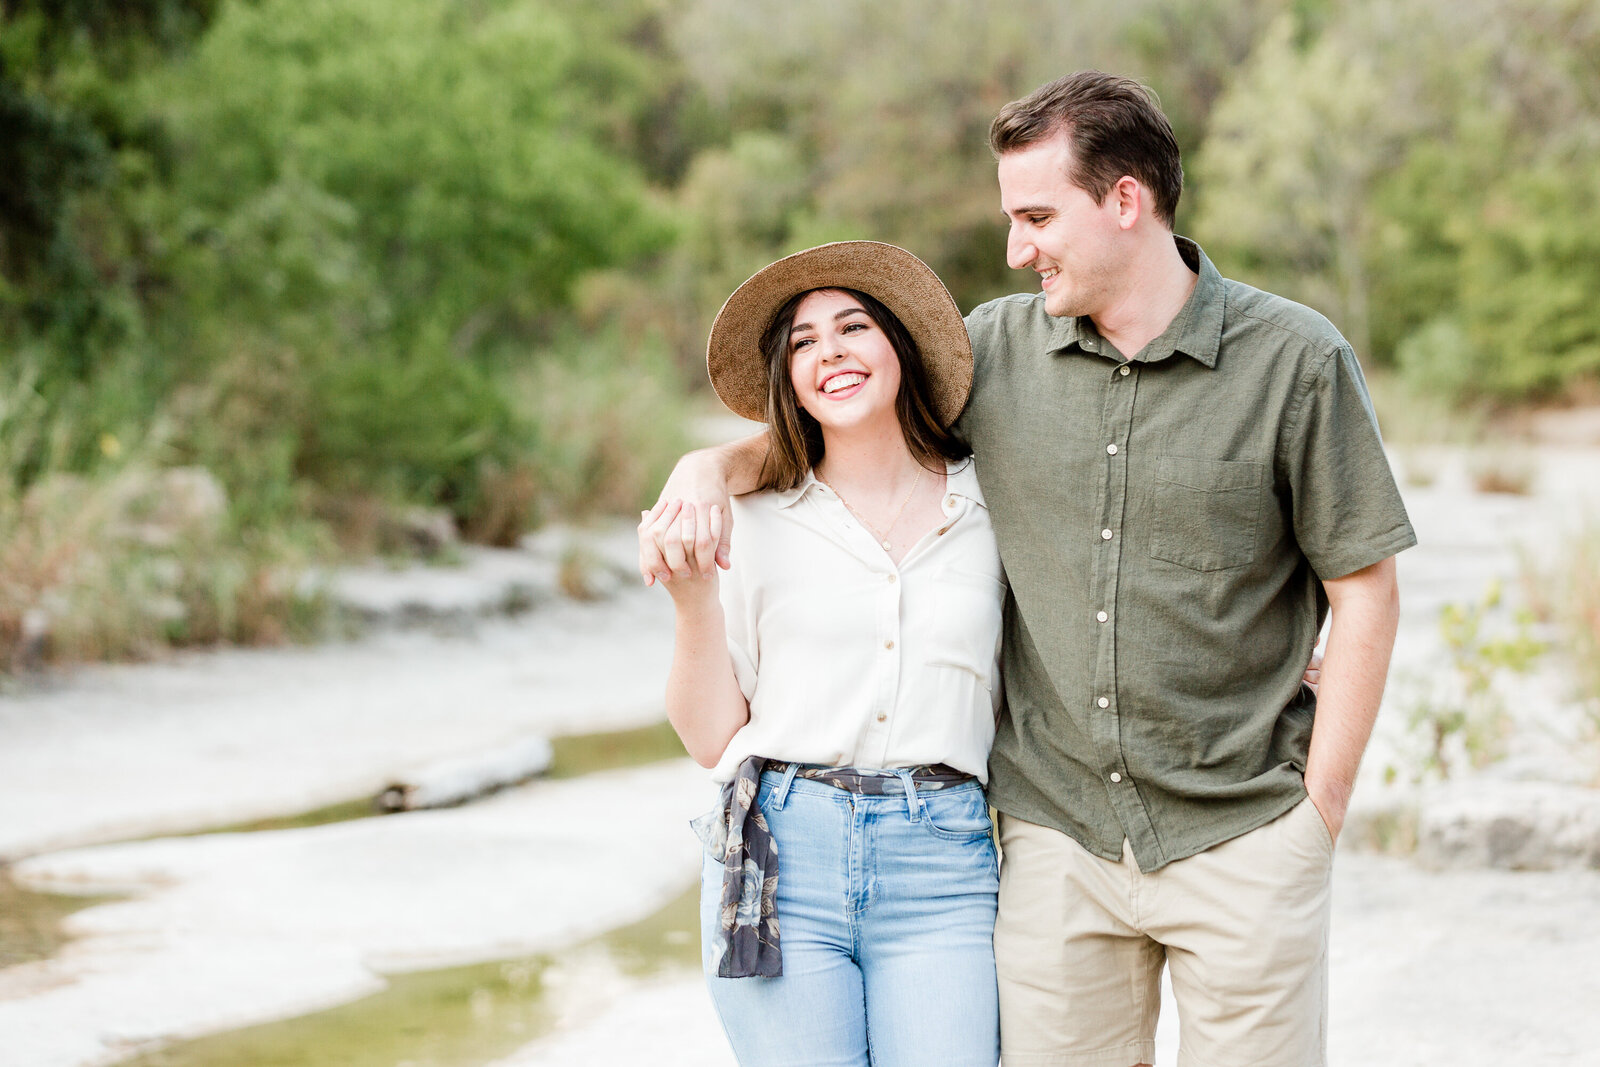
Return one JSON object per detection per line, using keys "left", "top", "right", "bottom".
{"left": 1191, "top": 9, "right": 1437, "bottom": 360}
{"left": 0, "top": 0, "right": 218, "bottom": 368}
{"left": 1122, "top": 0, "right": 1303, "bottom": 201}
{"left": 1193, "top": 0, "right": 1600, "bottom": 402}
{"left": 149, "top": 0, "right": 671, "bottom": 359}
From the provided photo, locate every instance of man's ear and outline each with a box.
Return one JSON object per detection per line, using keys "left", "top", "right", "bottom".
{"left": 1114, "top": 175, "right": 1142, "bottom": 230}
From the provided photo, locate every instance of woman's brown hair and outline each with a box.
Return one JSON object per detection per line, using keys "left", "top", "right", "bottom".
{"left": 755, "top": 287, "right": 969, "bottom": 492}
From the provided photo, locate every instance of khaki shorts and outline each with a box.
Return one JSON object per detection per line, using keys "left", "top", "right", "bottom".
{"left": 995, "top": 798, "right": 1334, "bottom": 1067}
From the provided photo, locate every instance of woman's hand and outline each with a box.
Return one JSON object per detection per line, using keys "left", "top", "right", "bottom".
{"left": 643, "top": 497, "right": 748, "bottom": 768}
{"left": 639, "top": 498, "right": 724, "bottom": 606}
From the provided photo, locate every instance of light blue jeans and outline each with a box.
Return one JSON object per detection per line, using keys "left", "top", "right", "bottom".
{"left": 701, "top": 765, "right": 1000, "bottom": 1066}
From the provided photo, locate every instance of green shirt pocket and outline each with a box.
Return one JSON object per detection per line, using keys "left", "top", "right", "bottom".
{"left": 1148, "top": 456, "right": 1268, "bottom": 572}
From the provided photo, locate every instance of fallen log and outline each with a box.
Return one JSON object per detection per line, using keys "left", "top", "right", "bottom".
{"left": 378, "top": 736, "right": 554, "bottom": 811}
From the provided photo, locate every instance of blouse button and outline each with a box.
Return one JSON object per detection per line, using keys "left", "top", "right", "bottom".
{"left": 884, "top": 640, "right": 895, "bottom": 650}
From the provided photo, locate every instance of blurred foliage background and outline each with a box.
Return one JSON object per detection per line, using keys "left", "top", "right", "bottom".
{"left": 2, "top": 0, "right": 1597, "bottom": 665}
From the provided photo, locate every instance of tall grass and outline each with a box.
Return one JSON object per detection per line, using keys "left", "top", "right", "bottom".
{"left": 0, "top": 362, "right": 324, "bottom": 672}
{"left": 513, "top": 330, "right": 693, "bottom": 523}
{"left": 1525, "top": 522, "right": 1600, "bottom": 779}
{"left": 1554, "top": 526, "right": 1600, "bottom": 709}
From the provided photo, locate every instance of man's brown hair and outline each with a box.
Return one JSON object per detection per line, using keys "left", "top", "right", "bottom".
{"left": 989, "top": 71, "right": 1183, "bottom": 228}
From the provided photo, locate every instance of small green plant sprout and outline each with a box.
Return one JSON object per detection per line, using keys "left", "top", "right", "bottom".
{"left": 1389, "top": 580, "right": 1546, "bottom": 784}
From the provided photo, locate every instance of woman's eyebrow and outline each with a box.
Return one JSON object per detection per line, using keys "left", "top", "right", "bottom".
{"left": 789, "top": 307, "right": 867, "bottom": 336}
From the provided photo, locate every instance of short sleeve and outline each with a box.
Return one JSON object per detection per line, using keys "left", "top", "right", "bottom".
{"left": 717, "top": 514, "right": 760, "bottom": 703}
{"left": 1281, "top": 345, "right": 1417, "bottom": 579}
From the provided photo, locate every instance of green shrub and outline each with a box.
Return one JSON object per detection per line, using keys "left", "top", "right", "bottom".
{"left": 298, "top": 353, "right": 531, "bottom": 527}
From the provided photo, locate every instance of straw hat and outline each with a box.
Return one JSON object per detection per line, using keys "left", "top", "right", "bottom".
{"left": 706, "top": 241, "right": 972, "bottom": 426}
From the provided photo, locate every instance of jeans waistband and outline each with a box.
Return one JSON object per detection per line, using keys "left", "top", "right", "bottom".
{"left": 763, "top": 761, "right": 977, "bottom": 796}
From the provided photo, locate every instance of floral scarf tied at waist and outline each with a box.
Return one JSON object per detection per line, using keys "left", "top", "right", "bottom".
{"left": 691, "top": 755, "right": 976, "bottom": 979}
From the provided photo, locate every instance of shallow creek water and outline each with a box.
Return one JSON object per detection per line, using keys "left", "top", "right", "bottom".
{"left": 120, "top": 887, "right": 700, "bottom": 1067}
{"left": 1, "top": 720, "right": 701, "bottom": 1066}
{"left": 0, "top": 870, "right": 108, "bottom": 969}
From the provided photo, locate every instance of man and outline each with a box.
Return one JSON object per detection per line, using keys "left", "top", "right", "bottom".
{"left": 644, "top": 71, "right": 1414, "bottom": 1066}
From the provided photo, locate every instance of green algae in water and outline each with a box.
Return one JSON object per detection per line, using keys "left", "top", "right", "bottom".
{"left": 195, "top": 797, "right": 383, "bottom": 836}
{"left": 121, "top": 884, "right": 703, "bottom": 1067}
{"left": 0, "top": 868, "right": 113, "bottom": 968}
{"left": 546, "top": 720, "right": 687, "bottom": 779}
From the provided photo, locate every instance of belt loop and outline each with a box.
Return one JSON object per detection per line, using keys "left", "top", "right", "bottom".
{"left": 890, "top": 768, "right": 922, "bottom": 821}
{"left": 769, "top": 761, "right": 803, "bottom": 811}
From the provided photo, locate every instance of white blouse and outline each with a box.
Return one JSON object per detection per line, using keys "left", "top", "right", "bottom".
{"left": 710, "top": 459, "right": 1006, "bottom": 784}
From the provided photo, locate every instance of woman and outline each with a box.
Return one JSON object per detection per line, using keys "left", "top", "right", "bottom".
{"left": 640, "top": 241, "right": 1003, "bottom": 1066}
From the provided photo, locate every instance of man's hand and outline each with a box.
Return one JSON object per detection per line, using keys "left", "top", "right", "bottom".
{"left": 1304, "top": 773, "right": 1350, "bottom": 845}
{"left": 1302, "top": 650, "right": 1323, "bottom": 694}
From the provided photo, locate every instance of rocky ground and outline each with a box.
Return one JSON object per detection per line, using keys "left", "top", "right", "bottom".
{"left": 1, "top": 447, "right": 1598, "bottom": 1066}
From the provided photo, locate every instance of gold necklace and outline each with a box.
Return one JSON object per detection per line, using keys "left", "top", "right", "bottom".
{"left": 818, "top": 466, "right": 924, "bottom": 552}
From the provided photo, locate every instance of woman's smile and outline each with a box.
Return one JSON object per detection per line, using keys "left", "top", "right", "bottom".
{"left": 820, "top": 370, "right": 869, "bottom": 397}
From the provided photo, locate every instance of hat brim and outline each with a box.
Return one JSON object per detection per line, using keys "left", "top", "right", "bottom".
{"left": 706, "top": 241, "right": 972, "bottom": 426}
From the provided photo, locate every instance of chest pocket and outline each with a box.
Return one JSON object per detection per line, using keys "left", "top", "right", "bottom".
{"left": 1148, "top": 456, "right": 1268, "bottom": 572}
{"left": 924, "top": 572, "right": 1005, "bottom": 691}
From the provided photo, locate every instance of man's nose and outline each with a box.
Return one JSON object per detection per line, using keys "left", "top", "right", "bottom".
{"left": 1006, "top": 225, "right": 1035, "bottom": 271}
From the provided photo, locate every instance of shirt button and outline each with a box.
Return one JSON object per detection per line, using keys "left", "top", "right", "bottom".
{"left": 945, "top": 494, "right": 957, "bottom": 508}
{"left": 1097, "top": 697, "right": 1110, "bottom": 708}
{"left": 1096, "top": 610, "right": 1108, "bottom": 623}
{"left": 1106, "top": 443, "right": 1118, "bottom": 455}
{"left": 1110, "top": 772, "right": 1122, "bottom": 783}
{"left": 877, "top": 713, "right": 887, "bottom": 722}
{"left": 886, "top": 574, "right": 897, "bottom": 584}
{"left": 1119, "top": 365, "right": 1131, "bottom": 377}
{"left": 884, "top": 639, "right": 895, "bottom": 650}
{"left": 1101, "top": 529, "right": 1114, "bottom": 541}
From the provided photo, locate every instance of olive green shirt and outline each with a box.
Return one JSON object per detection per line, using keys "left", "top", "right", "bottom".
{"left": 960, "top": 238, "right": 1415, "bottom": 872}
